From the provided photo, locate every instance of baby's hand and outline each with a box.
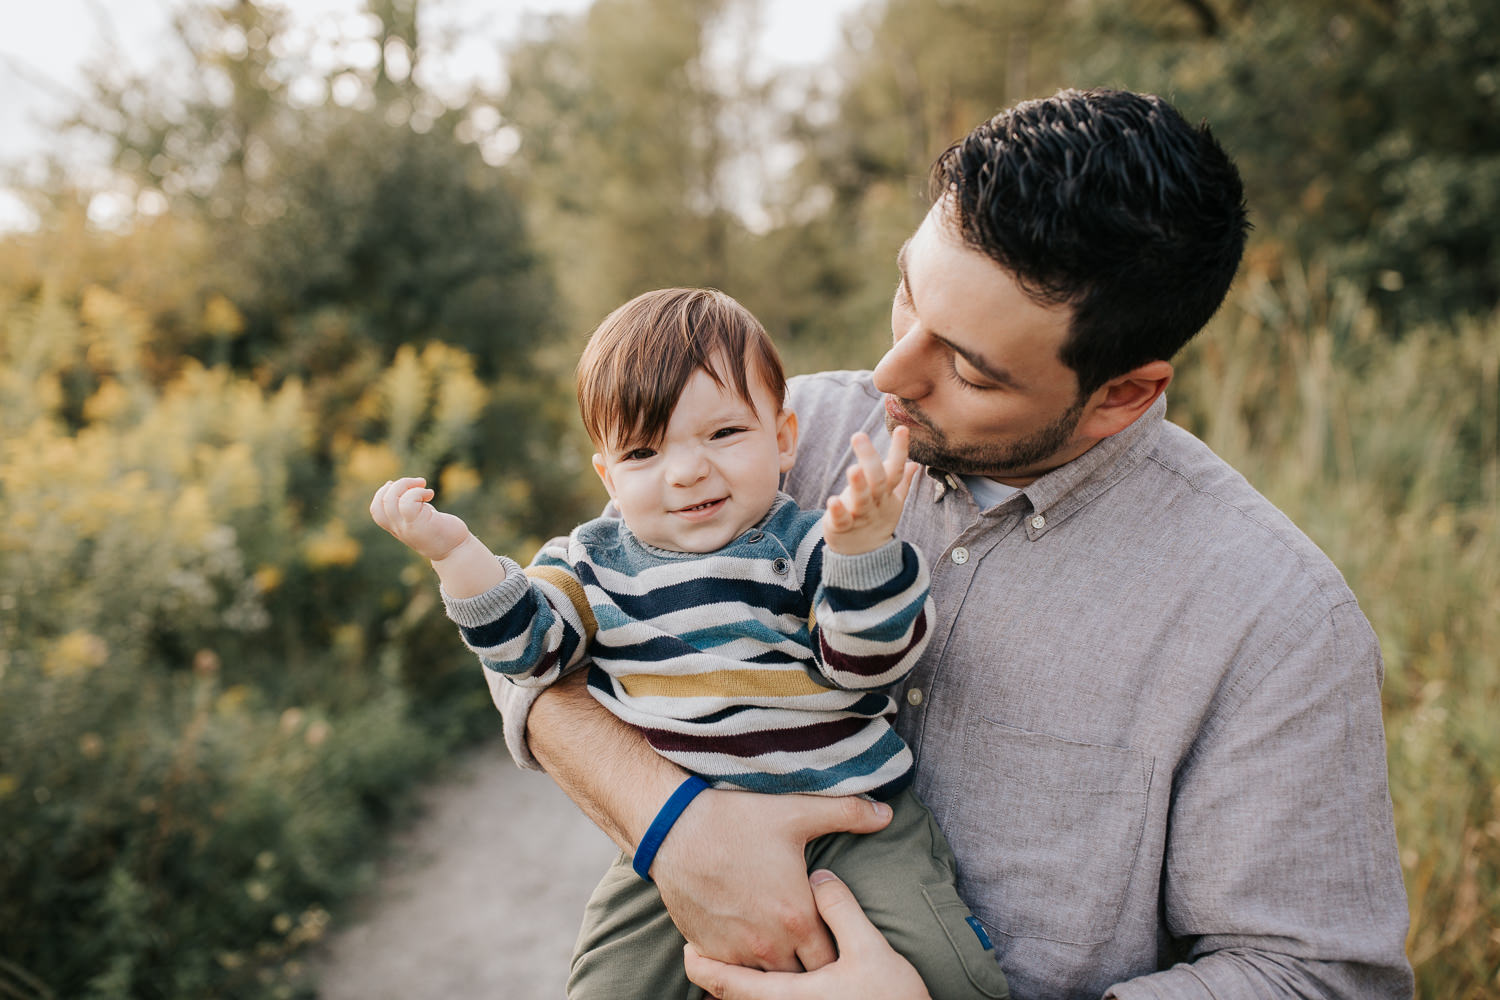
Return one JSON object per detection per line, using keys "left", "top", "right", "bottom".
{"left": 823, "top": 427, "right": 919, "bottom": 555}
{"left": 370, "top": 477, "right": 474, "bottom": 562}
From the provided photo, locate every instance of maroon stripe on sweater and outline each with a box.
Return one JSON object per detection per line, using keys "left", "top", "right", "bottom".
{"left": 818, "top": 612, "right": 928, "bottom": 677}
{"left": 640, "top": 714, "right": 873, "bottom": 758}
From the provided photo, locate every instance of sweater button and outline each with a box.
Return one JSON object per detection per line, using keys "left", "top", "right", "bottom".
{"left": 746, "top": 530, "right": 765, "bottom": 543}
{"left": 772, "top": 558, "right": 790, "bottom": 575}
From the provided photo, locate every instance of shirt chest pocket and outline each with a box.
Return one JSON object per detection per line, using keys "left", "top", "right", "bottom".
{"left": 946, "top": 720, "right": 1154, "bottom": 946}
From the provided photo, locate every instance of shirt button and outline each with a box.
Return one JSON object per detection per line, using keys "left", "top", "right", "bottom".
{"left": 1030, "top": 514, "right": 1046, "bottom": 530}
{"left": 772, "top": 557, "right": 790, "bottom": 575}
{"left": 906, "top": 688, "right": 924, "bottom": 706}
{"left": 746, "top": 530, "right": 765, "bottom": 543}
{"left": 950, "top": 546, "right": 969, "bottom": 565}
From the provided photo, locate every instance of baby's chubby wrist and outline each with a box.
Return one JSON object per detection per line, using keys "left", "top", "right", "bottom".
{"left": 429, "top": 533, "right": 508, "bottom": 599}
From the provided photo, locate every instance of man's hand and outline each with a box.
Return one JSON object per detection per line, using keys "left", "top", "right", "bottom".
{"left": 683, "top": 869, "right": 933, "bottom": 1000}
{"left": 651, "top": 790, "right": 894, "bottom": 973}
{"left": 823, "top": 427, "right": 919, "bottom": 555}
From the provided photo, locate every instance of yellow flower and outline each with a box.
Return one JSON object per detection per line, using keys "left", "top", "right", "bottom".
{"left": 440, "top": 463, "right": 482, "bottom": 500}
{"left": 44, "top": 631, "right": 109, "bottom": 677}
{"left": 254, "top": 566, "right": 284, "bottom": 593}
{"left": 343, "top": 441, "right": 401, "bottom": 489}
{"left": 304, "top": 519, "right": 361, "bottom": 568}
{"left": 202, "top": 293, "right": 245, "bottom": 337}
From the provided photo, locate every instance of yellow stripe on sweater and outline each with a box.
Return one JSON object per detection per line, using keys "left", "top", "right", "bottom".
{"left": 621, "top": 668, "right": 830, "bottom": 700}
{"left": 524, "top": 565, "right": 598, "bottom": 644}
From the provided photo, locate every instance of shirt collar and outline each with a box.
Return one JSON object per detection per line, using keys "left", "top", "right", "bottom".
{"left": 1019, "top": 394, "right": 1166, "bottom": 534}
{"left": 923, "top": 395, "right": 1166, "bottom": 535}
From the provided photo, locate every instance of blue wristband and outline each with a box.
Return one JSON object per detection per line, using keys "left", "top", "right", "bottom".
{"left": 632, "top": 775, "right": 711, "bottom": 882}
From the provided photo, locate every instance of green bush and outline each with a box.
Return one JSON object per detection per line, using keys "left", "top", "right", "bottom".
{"left": 0, "top": 245, "right": 595, "bottom": 997}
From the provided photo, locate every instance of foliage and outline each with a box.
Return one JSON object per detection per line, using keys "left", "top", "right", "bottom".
{"left": 64, "top": 0, "right": 557, "bottom": 383}
{"left": 0, "top": 247, "right": 599, "bottom": 996}
{"left": 5, "top": 0, "right": 1499, "bottom": 995}
{"left": 498, "top": 0, "right": 758, "bottom": 332}
{"left": 1074, "top": 0, "right": 1500, "bottom": 327}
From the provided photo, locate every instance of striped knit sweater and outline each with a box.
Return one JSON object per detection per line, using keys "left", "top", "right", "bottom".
{"left": 442, "top": 494, "right": 932, "bottom": 798}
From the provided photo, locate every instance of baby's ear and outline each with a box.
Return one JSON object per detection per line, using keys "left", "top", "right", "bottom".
{"left": 776, "top": 409, "right": 799, "bottom": 474}
{"left": 591, "top": 454, "right": 616, "bottom": 498}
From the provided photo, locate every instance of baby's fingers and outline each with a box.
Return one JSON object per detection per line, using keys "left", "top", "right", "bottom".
{"left": 883, "top": 426, "right": 911, "bottom": 484}
{"left": 372, "top": 477, "right": 426, "bottom": 529}
{"left": 397, "top": 484, "right": 436, "bottom": 518}
{"left": 892, "top": 462, "right": 919, "bottom": 505}
{"left": 825, "top": 495, "right": 853, "bottom": 533}
{"left": 848, "top": 432, "right": 889, "bottom": 496}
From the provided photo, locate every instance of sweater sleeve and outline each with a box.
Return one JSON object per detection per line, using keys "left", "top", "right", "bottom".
{"left": 806, "top": 538, "right": 932, "bottom": 690}
{"left": 440, "top": 540, "right": 595, "bottom": 689}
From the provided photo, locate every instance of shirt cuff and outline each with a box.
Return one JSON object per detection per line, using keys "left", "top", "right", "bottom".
{"left": 439, "top": 555, "right": 527, "bottom": 626}
{"left": 821, "top": 538, "right": 906, "bottom": 590}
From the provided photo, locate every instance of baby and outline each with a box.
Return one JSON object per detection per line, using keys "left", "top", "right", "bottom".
{"left": 371, "top": 288, "right": 1008, "bottom": 999}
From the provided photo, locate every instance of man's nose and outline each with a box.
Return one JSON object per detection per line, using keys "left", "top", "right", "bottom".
{"left": 873, "top": 324, "right": 929, "bottom": 399}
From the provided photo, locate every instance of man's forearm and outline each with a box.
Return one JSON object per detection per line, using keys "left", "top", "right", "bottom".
{"left": 525, "top": 670, "right": 688, "bottom": 852}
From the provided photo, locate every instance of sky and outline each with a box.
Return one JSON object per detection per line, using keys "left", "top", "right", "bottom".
{"left": 0, "top": 0, "right": 868, "bottom": 229}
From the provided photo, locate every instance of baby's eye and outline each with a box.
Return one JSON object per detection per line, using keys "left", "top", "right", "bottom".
{"left": 623, "top": 447, "right": 656, "bottom": 461}
{"left": 711, "top": 427, "right": 745, "bottom": 440}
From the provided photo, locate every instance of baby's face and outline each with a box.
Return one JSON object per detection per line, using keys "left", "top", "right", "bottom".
{"left": 592, "top": 368, "right": 797, "bottom": 553}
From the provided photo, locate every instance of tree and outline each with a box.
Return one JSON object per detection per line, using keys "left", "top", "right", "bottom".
{"left": 498, "top": 0, "right": 750, "bottom": 330}
{"left": 64, "top": 0, "right": 557, "bottom": 381}
{"left": 1077, "top": 0, "right": 1500, "bottom": 325}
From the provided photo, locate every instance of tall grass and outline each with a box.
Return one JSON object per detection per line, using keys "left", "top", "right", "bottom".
{"left": 1170, "top": 263, "right": 1500, "bottom": 998}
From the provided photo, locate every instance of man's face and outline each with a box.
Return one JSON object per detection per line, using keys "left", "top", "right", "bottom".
{"left": 873, "top": 202, "right": 1092, "bottom": 486}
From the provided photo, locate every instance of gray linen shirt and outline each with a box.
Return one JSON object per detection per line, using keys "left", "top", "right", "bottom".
{"left": 496, "top": 371, "right": 1413, "bottom": 1000}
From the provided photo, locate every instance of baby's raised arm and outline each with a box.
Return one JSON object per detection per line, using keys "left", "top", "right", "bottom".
{"left": 369, "top": 477, "right": 507, "bottom": 598}
{"left": 822, "top": 426, "right": 919, "bottom": 556}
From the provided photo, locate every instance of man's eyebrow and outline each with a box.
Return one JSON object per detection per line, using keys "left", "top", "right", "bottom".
{"left": 896, "top": 237, "right": 1019, "bottom": 390}
{"left": 934, "top": 333, "right": 1019, "bottom": 388}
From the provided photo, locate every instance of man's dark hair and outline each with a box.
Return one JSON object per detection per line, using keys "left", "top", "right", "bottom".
{"left": 931, "top": 88, "right": 1250, "bottom": 397}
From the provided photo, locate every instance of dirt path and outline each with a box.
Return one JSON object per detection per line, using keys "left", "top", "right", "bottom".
{"left": 310, "top": 740, "right": 617, "bottom": 1000}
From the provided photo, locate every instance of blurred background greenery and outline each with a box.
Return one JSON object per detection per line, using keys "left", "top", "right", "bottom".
{"left": 0, "top": 0, "right": 1495, "bottom": 997}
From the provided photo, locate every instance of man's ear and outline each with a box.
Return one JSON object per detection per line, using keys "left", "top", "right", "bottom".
{"left": 776, "top": 409, "right": 799, "bottom": 474}
{"left": 1076, "top": 361, "right": 1174, "bottom": 441}
{"left": 591, "top": 453, "right": 616, "bottom": 499}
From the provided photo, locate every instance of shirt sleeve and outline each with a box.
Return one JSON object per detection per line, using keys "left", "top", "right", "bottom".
{"left": 807, "top": 538, "right": 934, "bottom": 691}
{"left": 1105, "top": 600, "right": 1413, "bottom": 1000}
{"left": 483, "top": 534, "right": 592, "bottom": 771}
{"left": 441, "top": 539, "right": 594, "bottom": 689}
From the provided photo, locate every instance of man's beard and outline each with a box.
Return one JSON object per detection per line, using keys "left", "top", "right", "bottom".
{"left": 895, "top": 396, "right": 1086, "bottom": 479}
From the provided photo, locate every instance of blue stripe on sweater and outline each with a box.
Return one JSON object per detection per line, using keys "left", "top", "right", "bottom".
{"left": 607, "top": 574, "right": 809, "bottom": 622}
{"left": 838, "top": 592, "right": 929, "bottom": 644}
{"left": 459, "top": 590, "right": 548, "bottom": 649}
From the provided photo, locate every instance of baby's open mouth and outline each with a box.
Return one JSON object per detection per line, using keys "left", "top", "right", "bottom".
{"left": 674, "top": 498, "right": 726, "bottom": 514}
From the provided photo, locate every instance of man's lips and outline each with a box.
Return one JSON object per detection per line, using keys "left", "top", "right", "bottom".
{"left": 885, "top": 395, "right": 922, "bottom": 428}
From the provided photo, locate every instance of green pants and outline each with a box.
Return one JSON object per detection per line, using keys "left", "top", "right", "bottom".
{"left": 566, "top": 787, "right": 1010, "bottom": 1000}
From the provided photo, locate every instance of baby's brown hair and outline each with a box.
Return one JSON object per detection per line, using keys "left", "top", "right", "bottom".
{"left": 576, "top": 288, "right": 787, "bottom": 451}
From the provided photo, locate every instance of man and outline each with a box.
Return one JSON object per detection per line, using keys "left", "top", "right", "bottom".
{"left": 497, "top": 89, "right": 1413, "bottom": 999}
